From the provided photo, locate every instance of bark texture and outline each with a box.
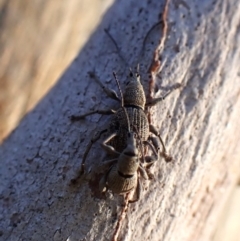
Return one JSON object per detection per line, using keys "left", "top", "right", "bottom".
{"left": 0, "top": 0, "right": 240, "bottom": 241}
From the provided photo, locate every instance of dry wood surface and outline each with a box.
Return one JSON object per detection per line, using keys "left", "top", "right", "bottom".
{"left": 0, "top": 0, "right": 240, "bottom": 241}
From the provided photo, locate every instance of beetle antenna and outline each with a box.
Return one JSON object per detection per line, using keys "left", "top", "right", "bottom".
{"left": 104, "top": 28, "right": 129, "bottom": 69}
{"left": 113, "top": 72, "right": 131, "bottom": 133}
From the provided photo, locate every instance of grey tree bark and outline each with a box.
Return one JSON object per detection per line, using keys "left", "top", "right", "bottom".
{"left": 0, "top": 0, "right": 240, "bottom": 241}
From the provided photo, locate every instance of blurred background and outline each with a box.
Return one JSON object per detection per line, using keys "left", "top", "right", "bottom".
{"left": 0, "top": 0, "right": 113, "bottom": 141}
{"left": 0, "top": 0, "right": 239, "bottom": 240}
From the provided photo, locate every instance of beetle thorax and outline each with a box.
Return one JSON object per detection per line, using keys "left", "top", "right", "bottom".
{"left": 117, "top": 153, "right": 139, "bottom": 175}
{"left": 117, "top": 133, "right": 139, "bottom": 175}
{"left": 123, "top": 74, "right": 146, "bottom": 108}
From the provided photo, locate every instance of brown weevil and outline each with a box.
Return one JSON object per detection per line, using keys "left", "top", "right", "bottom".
{"left": 70, "top": 68, "right": 178, "bottom": 189}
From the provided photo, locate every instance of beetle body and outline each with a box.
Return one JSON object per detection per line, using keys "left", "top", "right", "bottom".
{"left": 99, "top": 132, "right": 149, "bottom": 202}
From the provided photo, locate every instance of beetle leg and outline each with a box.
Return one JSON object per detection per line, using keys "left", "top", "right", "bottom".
{"left": 71, "top": 109, "right": 116, "bottom": 121}
{"left": 149, "top": 125, "right": 172, "bottom": 162}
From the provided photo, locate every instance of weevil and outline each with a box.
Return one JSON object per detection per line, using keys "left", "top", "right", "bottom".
{"left": 71, "top": 68, "right": 177, "bottom": 184}
{"left": 96, "top": 73, "right": 160, "bottom": 202}
{"left": 98, "top": 131, "right": 157, "bottom": 202}
{"left": 71, "top": 27, "right": 180, "bottom": 184}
